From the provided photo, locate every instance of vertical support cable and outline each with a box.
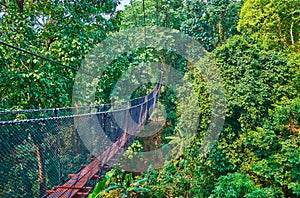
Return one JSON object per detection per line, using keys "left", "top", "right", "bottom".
{"left": 143, "top": 0, "right": 146, "bottom": 26}
{"left": 53, "top": 108, "right": 64, "bottom": 184}
{"left": 143, "top": 0, "right": 147, "bottom": 68}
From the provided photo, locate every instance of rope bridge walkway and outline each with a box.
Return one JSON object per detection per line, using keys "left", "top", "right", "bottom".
{"left": 0, "top": 72, "right": 162, "bottom": 198}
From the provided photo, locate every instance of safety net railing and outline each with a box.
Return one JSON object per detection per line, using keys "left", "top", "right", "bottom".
{"left": 0, "top": 72, "right": 162, "bottom": 198}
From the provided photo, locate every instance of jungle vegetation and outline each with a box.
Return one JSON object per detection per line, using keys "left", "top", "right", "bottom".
{"left": 0, "top": 0, "right": 299, "bottom": 197}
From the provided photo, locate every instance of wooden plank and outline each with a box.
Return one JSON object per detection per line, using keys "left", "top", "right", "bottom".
{"left": 68, "top": 174, "right": 76, "bottom": 178}
{"left": 47, "top": 133, "right": 132, "bottom": 198}
{"left": 74, "top": 192, "right": 89, "bottom": 198}
{"left": 91, "top": 175, "right": 100, "bottom": 180}
{"left": 47, "top": 86, "right": 161, "bottom": 198}
{"left": 46, "top": 190, "right": 55, "bottom": 195}
{"left": 80, "top": 187, "right": 92, "bottom": 192}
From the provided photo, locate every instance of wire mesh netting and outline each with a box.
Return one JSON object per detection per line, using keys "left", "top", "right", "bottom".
{"left": 0, "top": 74, "right": 162, "bottom": 198}
{"left": 0, "top": 116, "right": 89, "bottom": 197}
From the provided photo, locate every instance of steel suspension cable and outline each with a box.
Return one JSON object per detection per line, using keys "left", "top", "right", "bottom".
{"left": 0, "top": 40, "right": 99, "bottom": 78}
{"left": 0, "top": 41, "right": 77, "bottom": 71}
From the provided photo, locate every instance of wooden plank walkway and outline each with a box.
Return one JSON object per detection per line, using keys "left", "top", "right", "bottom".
{"left": 47, "top": 76, "right": 162, "bottom": 197}
{"left": 47, "top": 133, "right": 132, "bottom": 198}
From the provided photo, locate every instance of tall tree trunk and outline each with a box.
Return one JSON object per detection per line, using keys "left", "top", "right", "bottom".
{"left": 290, "top": 16, "right": 295, "bottom": 45}
{"left": 218, "top": 8, "right": 227, "bottom": 43}
{"left": 36, "top": 144, "right": 46, "bottom": 198}
{"left": 15, "top": 0, "right": 24, "bottom": 13}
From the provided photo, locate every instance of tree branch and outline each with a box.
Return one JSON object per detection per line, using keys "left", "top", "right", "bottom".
{"left": 290, "top": 15, "right": 295, "bottom": 45}
{"left": 218, "top": 8, "right": 227, "bottom": 43}
{"left": 15, "top": 0, "right": 24, "bottom": 13}
{"left": 46, "top": 37, "right": 58, "bottom": 51}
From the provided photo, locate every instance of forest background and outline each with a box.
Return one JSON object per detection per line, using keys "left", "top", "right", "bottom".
{"left": 0, "top": 0, "right": 299, "bottom": 197}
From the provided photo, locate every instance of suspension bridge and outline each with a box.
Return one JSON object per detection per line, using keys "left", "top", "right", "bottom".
{"left": 0, "top": 71, "right": 163, "bottom": 198}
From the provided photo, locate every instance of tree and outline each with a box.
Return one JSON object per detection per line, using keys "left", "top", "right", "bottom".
{"left": 138, "top": 33, "right": 299, "bottom": 197}
{"left": 210, "top": 172, "right": 276, "bottom": 198}
{"left": 181, "top": 0, "right": 243, "bottom": 51}
{"left": 238, "top": 0, "right": 300, "bottom": 50}
{"left": 119, "top": 0, "right": 184, "bottom": 29}
{"left": 0, "top": 0, "right": 120, "bottom": 110}
{"left": 0, "top": 1, "right": 120, "bottom": 197}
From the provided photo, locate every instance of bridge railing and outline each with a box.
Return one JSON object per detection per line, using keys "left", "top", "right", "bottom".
{"left": 0, "top": 72, "right": 162, "bottom": 198}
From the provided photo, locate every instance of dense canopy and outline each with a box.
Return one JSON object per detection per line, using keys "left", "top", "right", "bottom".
{"left": 0, "top": 0, "right": 299, "bottom": 197}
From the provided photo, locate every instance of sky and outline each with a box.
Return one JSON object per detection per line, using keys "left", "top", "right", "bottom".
{"left": 117, "top": 0, "right": 131, "bottom": 10}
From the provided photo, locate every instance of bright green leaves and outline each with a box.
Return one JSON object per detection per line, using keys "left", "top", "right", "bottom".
{"left": 238, "top": 0, "right": 300, "bottom": 50}
{"left": 210, "top": 172, "right": 262, "bottom": 198}
{"left": 88, "top": 169, "right": 116, "bottom": 198}
{"left": 0, "top": 0, "right": 120, "bottom": 110}
{"left": 144, "top": 24, "right": 299, "bottom": 198}
{"left": 213, "top": 35, "right": 291, "bottom": 130}
{"left": 210, "top": 172, "right": 285, "bottom": 197}
{"left": 252, "top": 137, "right": 300, "bottom": 195}
{"left": 92, "top": 171, "right": 150, "bottom": 197}
{"left": 272, "top": 98, "right": 300, "bottom": 129}
{"left": 1, "top": 0, "right": 299, "bottom": 197}
{"left": 120, "top": 0, "right": 184, "bottom": 30}
{"left": 246, "top": 128, "right": 279, "bottom": 158}
{"left": 181, "top": 0, "right": 243, "bottom": 51}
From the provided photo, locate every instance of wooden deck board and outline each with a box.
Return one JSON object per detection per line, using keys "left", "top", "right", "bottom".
{"left": 47, "top": 133, "right": 131, "bottom": 198}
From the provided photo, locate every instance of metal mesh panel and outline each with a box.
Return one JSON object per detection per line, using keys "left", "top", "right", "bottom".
{"left": 0, "top": 117, "right": 89, "bottom": 197}
{"left": 0, "top": 73, "right": 162, "bottom": 198}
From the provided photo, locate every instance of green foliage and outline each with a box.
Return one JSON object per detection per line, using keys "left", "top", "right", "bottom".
{"left": 104, "top": 173, "right": 150, "bottom": 197}
{"left": 246, "top": 128, "right": 279, "bottom": 158}
{"left": 0, "top": 0, "right": 119, "bottom": 110}
{"left": 1, "top": 140, "right": 38, "bottom": 197}
{"left": 89, "top": 169, "right": 115, "bottom": 198}
{"left": 0, "top": 1, "right": 119, "bottom": 197}
{"left": 272, "top": 98, "right": 300, "bottom": 128}
{"left": 210, "top": 172, "right": 262, "bottom": 198}
{"left": 1, "top": 0, "right": 300, "bottom": 197}
{"left": 119, "top": 0, "right": 184, "bottom": 29}
{"left": 182, "top": 0, "right": 243, "bottom": 51}
{"left": 214, "top": 35, "right": 293, "bottom": 130}
{"left": 132, "top": 8, "right": 299, "bottom": 196}
{"left": 238, "top": 0, "right": 300, "bottom": 50}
